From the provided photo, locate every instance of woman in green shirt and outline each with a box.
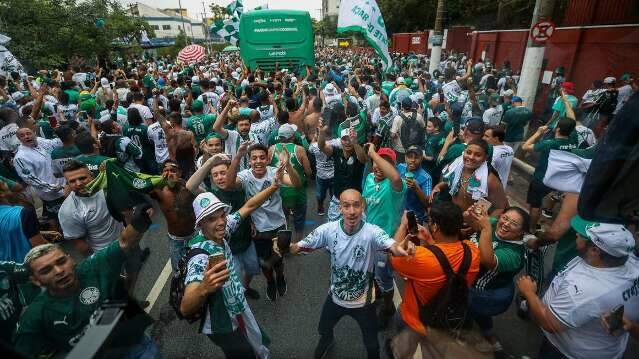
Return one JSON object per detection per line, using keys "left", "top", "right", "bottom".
{"left": 468, "top": 205, "right": 529, "bottom": 355}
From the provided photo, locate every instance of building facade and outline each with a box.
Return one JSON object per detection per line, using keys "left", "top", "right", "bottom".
{"left": 128, "top": 2, "right": 207, "bottom": 42}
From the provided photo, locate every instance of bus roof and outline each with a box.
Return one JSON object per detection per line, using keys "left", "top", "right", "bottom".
{"left": 240, "top": 9, "right": 310, "bottom": 19}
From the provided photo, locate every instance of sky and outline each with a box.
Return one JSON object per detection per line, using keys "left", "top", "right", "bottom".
{"left": 119, "top": 0, "right": 323, "bottom": 20}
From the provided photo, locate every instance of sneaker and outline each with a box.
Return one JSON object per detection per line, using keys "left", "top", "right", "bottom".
{"left": 314, "top": 336, "right": 335, "bottom": 359}
{"left": 266, "top": 280, "right": 277, "bottom": 302}
{"left": 245, "top": 287, "right": 260, "bottom": 300}
{"left": 541, "top": 209, "right": 553, "bottom": 218}
{"left": 276, "top": 275, "right": 287, "bottom": 296}
{"left": 317, "top": 209, "right": 325, "bottom": 216}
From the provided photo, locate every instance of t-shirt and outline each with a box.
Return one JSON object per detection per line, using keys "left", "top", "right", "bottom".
{"left": 543, "top": 257, "right": 639, "bottom": 359}
{"left": 51, "top": 145, "right": 81, "bottom": 177}
{"left": 491, "top": 144, "right": 514, "bottom": 189}
{"left": 471, "top": 217, "right": 525, "bottom": 290}
{"left": 248, "top": 117, "right": 277, "bottom": 147}
{"left": 309, "top": 143, "right": 334, "bottom": 179}
{"left": 575, "top": 125, "right": 596, "bottom": 149}
{"left": 362, "top": 174, "right": 407, "bottom": 236}
{"left": 128, "top": 103, "right": 153, "bottom": 120}
{"left": 502, "top": 106, "right": 532, "bottom": 142}
{"left": 187, "top": 114, "right": 217, "bottom": 144}
{"left": 237, "top": 166, "right": 285, "bottom": 232}
{"left": 373, "top": 109, "right": 396, "bottom": 149}
{"left": 391, "top": 242, "right": 480, "bottom": 335}
{"left": 15, "top": 241, "right": 127, "bottom": 356}
{"left": 0, "top": 123, "right": 19, "bottom": 152}
{"left": 532, "top": 137, "right": 577, "bottom": 181}
{"left": 147, "top": 122, "right": 169, "bottom": 164}
{"left": 58, "top": 190, "right": 124, "bottom": 251}
{"left": 551, "top": 95, "right": 579, "bottom": 118}
{"left": 331, "top": 147, "right": 365, "bottom": 198}
{"left": 297, "top": 220, "right": 395, "bottom": 308}
{"left": 397, "top": 164, "right": 432, "bottom": 223}
{"left": 482, "top": 106, "right": 503, "bottom": 127}
{"left": 0, "top": 262, "right": 41, "bottom": 342}
{"left": 75, "top": 154, "right": 110, "bottom": 177}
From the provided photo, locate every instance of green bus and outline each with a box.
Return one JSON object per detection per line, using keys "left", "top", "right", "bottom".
{"left": 239, "top": 10, "right": 314, "bottom": 72}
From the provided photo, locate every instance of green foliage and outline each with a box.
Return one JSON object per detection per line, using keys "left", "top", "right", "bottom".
{"left": 209, "top": 4, "right": 227, "bottom": 21}
{"left": 0, "top": 0, "right": 153, "bottom": 70}
{"left": 156, "top": 31, "right": 189, "bottom": 58}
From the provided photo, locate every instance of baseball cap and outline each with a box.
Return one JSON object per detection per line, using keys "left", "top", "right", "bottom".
{"left": 231, "top": 71, "right": 240, "bottom": 80}
{"left": 278, "top": 123, "right": 297, "bottom": 139}
{"left": 100, "top": 77, "right": 110, "bottom": 88}
{"left": 401, "top": 97, "right": 413, "bottom": 109}
{"left": 561, "top": 81, "right": 575, "bottom": 94}
{"left": 191, "top": 100, "right": 204, "bottom": 111}
{"left": 570, "top": 215, "right": 634, "bottom": 258}
{"left": 405, "top": 145, "right": 423, "bottom": 156}
{"left": 324, "top": 83, "right": 336, "bottom": 95}
{"left": 377, "top": 147, "right": 397, "bottom": 163}
{"left": 193, "top": 192, "right": 231, "bottom": 226}
{"left": 340, "top": 128, "right": 350, "bottom": 139}
{"left": 465, "top": 117, "right": 485, "bottom": 135}
{"left": 396, "top": 77, "right": 406, "bottom": 85}
{"left": 603, "top": 77, "right": 616, "bottom": 84}
{"left": 512, "top": 96, "right": 523, "bottom": 103}
{"left": 503, "top": 89, "right": 514, "bottom": 97}
{"left": 191, "top": 75, "right": 200, "bottom": 84}
{"left": 620, "top": 73, "right": 631, "bottom": 81}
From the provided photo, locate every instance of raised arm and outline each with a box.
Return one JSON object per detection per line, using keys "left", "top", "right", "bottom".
{"left": 278, "top": 149, "right": 302, "bottom": 188}
{"left": 318, "top": 124, "right": 334, "bottom": 156}
{"left": 367, "top": 143, "right": 402, "bottom": 191}
{"left": 213, "top": 99, "right": 235, "bottom": 139}
{"left": 225, "top": 141, "right": 249, "bottom": 189}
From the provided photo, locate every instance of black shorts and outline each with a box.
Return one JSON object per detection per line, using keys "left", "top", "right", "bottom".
{"left": 253, "top": 226, "right": 285, "bottom": 260}
{"left": 526, "top": 178, "right": 553, "bottom": 208}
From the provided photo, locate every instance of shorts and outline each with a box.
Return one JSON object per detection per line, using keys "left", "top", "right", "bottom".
{"left": 284, "top": 201, "right": 306, "bottom": 232}
{"left": 253, "top": 226, "right": 285, "bottom": 260}
{"left": 526, "top": 178, "right": 553, "bottom": 208}
{"left": 233, "top": 241, "right": 260, "bottom": 277}
{"left": 124, "top": 244, "right": 143, "bottom": 274}
{"left": 42, "top": 196, "right": 65, "bottom": 220}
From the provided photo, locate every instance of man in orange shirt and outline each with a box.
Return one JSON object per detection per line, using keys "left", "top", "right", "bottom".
{"left": 390, "top": 201, "right": 481, "bottom": 358}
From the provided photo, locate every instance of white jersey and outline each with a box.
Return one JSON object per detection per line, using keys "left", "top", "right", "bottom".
{"left": 197, "top": 92, "right": 220, "bottom": 114}
{"left": 482, "top": 106, "right": 504, "bottom": 127}
{"left": 308, "top": 142, "right": 334, "bottom": 179}
{"left": 298, "top": 220, "right": 394, "bottom": 308}
{"left": 237, "top": 166, "right": 286, "bottom": 232}
{"left": 491, "top": 144, "right": 514, "bottom": 189}
{"left": 146, "top": 95, "right": 169, "bottom": 110}
{"left": 248, "top": 117, "right": 277, "bottom": 147}
{"left": 256, "top": 105, "right": 274, "bottom": 122}
{"left": 575, "top": 125, "right": 596, "bottom": 149}
{"left": 58, "top": 104, "right": 78, "bottom": 123}
{"left": 129, "top": 103, "right": 153, "bottom": 120}
{"left": 147, "top": 122, "right": 169, "bottom": 164}
{"left": 0, "top": 123, "right": 20, "bottom": 152}
{"left": 224, "top": 130, "right": 250, "bottom": 171}
{"left": 58, "top": 190, "right": 124, "bottom": 251}
{"left": 543, "top": 256, "right": 639, "bottom": 359}
{"left": 13, "top": 138, "right": 65, "bottom": 201}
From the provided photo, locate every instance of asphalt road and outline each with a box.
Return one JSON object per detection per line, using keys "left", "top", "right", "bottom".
{"left": 129, "top": 167, "right": 638, "bottom": 359}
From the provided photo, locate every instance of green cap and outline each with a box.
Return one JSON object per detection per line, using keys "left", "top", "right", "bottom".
{"left": 205, "top": 132, "right": 222, "bottom": 141}
{"left": 620, "top": 73, "right": 631, "bottom": 81}
{"left": 570, "top": 215, "right": 598, "bottom": 240}
{"left": 192, "top": 100, "right": 204, "bottom": 111}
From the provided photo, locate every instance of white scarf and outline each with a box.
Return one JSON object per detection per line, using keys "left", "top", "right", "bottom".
{"left": 442, "top": 156, "right": 489, "bottom": 200}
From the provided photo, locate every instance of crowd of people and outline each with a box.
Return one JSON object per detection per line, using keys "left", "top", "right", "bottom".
{"left": 0, "top": 46, "right": 637, "bottom": 359}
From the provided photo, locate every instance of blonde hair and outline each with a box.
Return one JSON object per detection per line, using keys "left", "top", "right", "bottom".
{"left": 24, "top": 244, "right": 62, "bottom": 273}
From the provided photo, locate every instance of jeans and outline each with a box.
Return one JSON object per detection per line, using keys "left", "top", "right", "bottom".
{"left": 283, "top": 200, "right": 307, "bottom": 232}
{"left": 122, "top": 333, "right": 161, "bottom": 359}
{"left": 167, "top": 234, "right": 190, "bottom": 273}
{"left": 374, "top": 252, "right": 395, "bottom": 293}
{"left": 468, "top": 284, "right": 515, "bottom": 337}
{"left": 315, "top": 176, "right": 333, "bottom": 204}
{"left": 317, "top": 296, "right": 379, "bottom": 359}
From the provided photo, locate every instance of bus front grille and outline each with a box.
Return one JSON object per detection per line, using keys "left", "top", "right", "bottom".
{"left": 255, "top": 58, "right": 302, "bottom": 71}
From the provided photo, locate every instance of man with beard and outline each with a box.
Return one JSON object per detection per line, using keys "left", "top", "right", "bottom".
{"left": 149, "top": 160, "right": 197, "bottom": 273}
{"left": 213, "top": 99, "right": 252, "bottom": 170}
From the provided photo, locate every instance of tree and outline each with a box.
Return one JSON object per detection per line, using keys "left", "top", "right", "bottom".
{"left": 209, "top": 4, "right": 228, "bottom": 21}
{"left": 0, "top": 0, "right": 153, "bottom": 70}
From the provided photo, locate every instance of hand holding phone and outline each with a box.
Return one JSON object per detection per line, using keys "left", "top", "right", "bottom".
{"left": 607, "top": 305, "right": 625, "bottom": 334}
{"left": 208, "top": 253, "right": 226, "bottom": 271}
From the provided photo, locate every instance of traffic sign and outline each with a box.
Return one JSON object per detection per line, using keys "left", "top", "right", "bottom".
{"left": 530, "top": 20, "right": 556, "bottom": 43}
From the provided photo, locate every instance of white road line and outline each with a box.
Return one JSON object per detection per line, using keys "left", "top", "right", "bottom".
{"left": 145, "top": 260, "right": 173, "bottom": 313}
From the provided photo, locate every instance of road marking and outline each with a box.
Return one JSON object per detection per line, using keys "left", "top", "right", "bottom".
{"left": 145, "top": 260, "right": 172, "bottom": 313}
{"left": 392, "top": 280, "right": 422, "bottom": 358}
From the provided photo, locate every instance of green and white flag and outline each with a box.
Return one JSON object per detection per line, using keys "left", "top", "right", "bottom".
{"left": 210, "top": 0, "right": 244, "bottom": 46}
{"left": 337, "top": 0, "right": 391, "bottom": 70}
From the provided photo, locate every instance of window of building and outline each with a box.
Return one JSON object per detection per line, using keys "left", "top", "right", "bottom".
{"left": 162, "top": 25, "right": 171, "bottom": 30}
{"left": 151, "top": 25, "right": 160, "bottom": 30}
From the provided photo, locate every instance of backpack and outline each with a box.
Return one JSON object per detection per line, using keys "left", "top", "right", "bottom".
{"left": 169, "top": 247, "right": 209, "bottom": 323}
{"left": 399, "top": 111, "right": 425, "bottom": 150}
{"left": 411, "top": 243, "right": 472, "bottom": 331}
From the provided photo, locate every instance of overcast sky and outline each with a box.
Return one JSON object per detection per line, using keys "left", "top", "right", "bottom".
{"left": 118, "top": 0, "right": 323, "bottom": 20}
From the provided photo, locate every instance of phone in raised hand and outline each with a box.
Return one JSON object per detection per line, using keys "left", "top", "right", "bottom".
{"left": 608, "top": 305, "right": 624, "bottom": 333}
{"left": 208, "top": 253, "right": 225, "bottom": 271}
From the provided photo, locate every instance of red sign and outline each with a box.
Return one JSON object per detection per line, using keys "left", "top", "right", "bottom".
{"left": 531, "top": 20, "right": 556, "bottom": 43}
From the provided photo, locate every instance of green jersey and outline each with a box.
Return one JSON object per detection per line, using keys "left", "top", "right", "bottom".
{"left": 270, "top": 143, "right": 306, "bottom": 207}
{"left": 37, "top": 119, "right": 55, "bottom": 139}
{"left": 75, "top": 154, "right": 110, "bottom": 177}
{"left": 142, "top": 74, "right": 156, "bottom": 89}
{"left": 551, "top": 228, "right": 578, "bottom": 274}
{"left": 0, "top": 262, "right": 41, "bottom": 342}
{"left": 64, "top": 89, "right": 80, "bottom": 104}
{"left": 15, "top": 241, "right": 128, "bottom": 356}
{"left": 187, "top": 114, "right": 217, "bottom": 143}
{"left": 123, "top": 124, "right": 154, "bottom": 163}
{"left": 532, "top": 137, "right": 577, "bottom": 181}
{"left": 362, "top": 173, "right": 407, "bottom": 236}
{"left": 381, "top": 81, "right": 395, "bottom": 96}
{"left": 502, "top": 106, "right": 532, "bottom": 142}
{"left": 51, "top": 145, "right": 81, "bottom": 176}
{"left": 472, "top": 218, "right": 525, "bottom": 290}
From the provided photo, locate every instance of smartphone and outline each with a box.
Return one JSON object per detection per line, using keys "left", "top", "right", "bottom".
{"left": 48, "top": 115, "right": 58, "bottom": 128}
{"left": 476, "top": 197, "right": 492, "bottom": 213}
{"left": 407, "top": 211, "right": 418, "bottom": 235}
{"left": 608, "top": 305, "right": 624, "bottom": 333}
{"left": 276, "top": 230, "right": 293, "bottom": 253}
{"left": 208, "top": 253, "right": 225, "bottom": 270}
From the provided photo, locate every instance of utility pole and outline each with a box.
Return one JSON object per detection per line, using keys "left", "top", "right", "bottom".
{"left": 178, "top": 0, "right": 189, "bottom": 44}
{"left": 428, "top": 0, "right": 446, "bottom": 75}
{"left": 517, "top": 0, "right": 555, "bottom": 110}
{"left": 202, "top": 2, "right": 210, "bottom": 54}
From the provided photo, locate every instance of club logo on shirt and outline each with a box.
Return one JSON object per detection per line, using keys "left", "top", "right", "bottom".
{"left": 200, "top": 197, "right": 210, "bottom": 208}
{"left": 132, "top": 178, "right": 147, "bottom": 189}
{"left": 352, "top": 245, "right": 365, "bottom": 260}
{"left": 79, "top": 287, "right": 100, "bottom": 305}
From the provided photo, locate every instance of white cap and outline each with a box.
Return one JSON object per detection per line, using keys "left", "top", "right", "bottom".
{"left": 278, "top": 123, "right": 297, "bottom": 139}
{"left": 100, "top": 77, "right": 110, "bottom": 88}
{"left": 11, "top": 91, "right": 26, "bottom": 102}
{"left": 503, "top": 89, "right": 514, "bottom": 97}
{"left": 571, "top": 216, "right": 635, "bottom": 258}
{"left": 290, "top": 76, "right": 297, "bottom": 84}
{"left": 324, "top": 83, "right": 336, "bottom": 95}
{"left": 396, "top": 77, "right": 406, "bottom": 85}
{"left": 603, "top": 77, "right": 616, "bottom": 84}
{"left": 191, "top": 75, "right": 200, "bottom": 83}
{"left": 231, "top": 71, "right": 240, "bottom": 80}
{"left": 192, "top": 192, "right": 231, "bottom": 226}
